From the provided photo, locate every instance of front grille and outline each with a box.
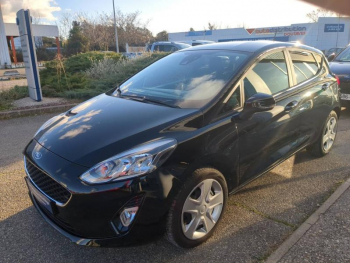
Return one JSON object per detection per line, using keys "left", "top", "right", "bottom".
{"left": 25, "top": 158, "right": 71, "bottom": 204}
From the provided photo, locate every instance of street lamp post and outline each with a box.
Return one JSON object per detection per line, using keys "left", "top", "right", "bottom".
{"left": 112, "top": 0, "right": 119, "bottom": 53}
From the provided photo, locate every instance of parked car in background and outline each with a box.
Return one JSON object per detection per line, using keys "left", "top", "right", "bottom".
{"left": 147, "top": 41, "right": 191, "bottom": 52}
{"left": 329, "top": 44, "right": 350, "bottom": 106}
{"left": 180, "top": 40, "right": 215, "bottom": 46}
{"left": 326, "top": 47, "right": 344, "bottom": 57}
{"left": 24, "top": 41, "right": 340, "bottom": 248}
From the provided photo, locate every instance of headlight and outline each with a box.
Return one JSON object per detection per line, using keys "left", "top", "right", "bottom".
{"left": 80, "top": 138, "right": 177, "bottom": 184}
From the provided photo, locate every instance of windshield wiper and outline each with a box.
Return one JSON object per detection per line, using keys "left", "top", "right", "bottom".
{"left": 121, "top": 94, "right": 180, "bottom": 108}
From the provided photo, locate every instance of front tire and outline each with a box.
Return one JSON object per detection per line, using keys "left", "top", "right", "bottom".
{"left": 166, "top": 167, "right": 228, "bottom": 248}
{"left": 307, "top": 110, "right": 338, "bottom": 157}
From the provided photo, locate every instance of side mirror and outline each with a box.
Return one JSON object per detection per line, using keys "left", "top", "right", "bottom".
{"left": 327, "top": 53, "right": 336, "bottom": 62}
{"left": 238, "top": 93, "right": 276, "bottom": 120}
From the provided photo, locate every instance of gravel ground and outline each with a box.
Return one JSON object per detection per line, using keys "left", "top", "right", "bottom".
{"left": 0, "top": 109, "right": 349, "bottom": 263}
{"left": 0, "top": 79, "right": 28, "bottom": 92}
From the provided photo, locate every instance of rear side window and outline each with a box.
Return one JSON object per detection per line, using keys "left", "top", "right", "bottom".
{"left": 154, "top": 45, "right": 165, "bottom": 52}
{"left": 289, "top": 51, "right": 318, "bottom": 84}
{"left": 243, "top": 51, "right": 289, "bottom": 99}
{"left": 163, "top": 45, "right": 178, "bottom": 52}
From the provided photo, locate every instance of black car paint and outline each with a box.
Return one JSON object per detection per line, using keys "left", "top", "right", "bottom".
{"left": 24, "top": 41, "right": 340, "bottom": 246}
{"left": 329, "top": 45, "right": 350, "bottom": 105}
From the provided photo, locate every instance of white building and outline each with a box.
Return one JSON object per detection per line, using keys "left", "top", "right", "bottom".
{"left": 0, "top": 5, "right": 60, "bottom": 68}
{"left": 169, "top": 17, "right": 350, "bottom": 52}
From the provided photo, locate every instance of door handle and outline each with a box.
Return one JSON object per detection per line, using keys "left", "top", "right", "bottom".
{"left": 322, "top": 83, "right": 330, "bottom": 91}
{"left": 285, "top": 100, "right": 299, "bottom": 112}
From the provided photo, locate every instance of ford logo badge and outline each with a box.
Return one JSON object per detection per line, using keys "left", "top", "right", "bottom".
{"left": 33, "top": 151, "right": 42, "bottom": 160}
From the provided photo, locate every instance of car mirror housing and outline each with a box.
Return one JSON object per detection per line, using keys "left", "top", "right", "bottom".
{"left": 327, "top": 53, "right": 336, "bottom": 62}
{"left": 237, "top": 93, "right": 276, "bottom": 120}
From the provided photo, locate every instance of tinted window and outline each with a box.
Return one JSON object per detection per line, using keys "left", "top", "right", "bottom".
{"left": 153, "top": 45, "right": 164, "bottom": 52}
{"left": 114, "top": 50, "right": 249, "bottom": 108}
{"left": 221, "top": 86, "right": 241, "bottom": 114}
{"left": 243, "top": 51, "right": 289, "bottom": 99}
{"left": 163, "top": 45, "right": 178, "bottom": 52}
{"left": 289, "top": 51, "right": 318, "bottom": 84}
{"left": 335, "top": 46, "right": 350, "bottom": 62}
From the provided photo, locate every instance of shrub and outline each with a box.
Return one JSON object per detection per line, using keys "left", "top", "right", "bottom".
{"left": 0, "top": 86, "right": 28, "bottom": 110}
{"left": 85, "top": 52, "right": 168, "bottom": 91}
{"left": 40, "top": 51, "right": 123, "bottom": 93}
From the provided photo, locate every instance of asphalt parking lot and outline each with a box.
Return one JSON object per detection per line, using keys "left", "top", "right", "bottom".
{"left": 1, "top": 109, "right": 350, "bottom": 263}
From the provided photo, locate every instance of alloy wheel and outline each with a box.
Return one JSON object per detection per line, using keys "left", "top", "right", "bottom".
{"left": 323, "top": 116, "right": 337, "bottom": 152}
{"left": 181, "top": 179, "right": 224, "bottom": 240}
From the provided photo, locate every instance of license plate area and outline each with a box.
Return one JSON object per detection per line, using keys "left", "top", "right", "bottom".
{"left": 26, "top": 177, "right": 57, "bottom": 215}
{"left": 340, "top": 93, "right": 350, "bottom": 100}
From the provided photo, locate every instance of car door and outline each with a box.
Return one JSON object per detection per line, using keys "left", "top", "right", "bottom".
{"left": 287, "top": 49, "right": 336, "bottom": 149}
{"left": 236, "top": 49, "right": 307, "bottom": 184}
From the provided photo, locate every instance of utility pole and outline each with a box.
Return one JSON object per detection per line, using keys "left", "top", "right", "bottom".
{"left": 112, "top": 0, "right": 119, "bottom": 53}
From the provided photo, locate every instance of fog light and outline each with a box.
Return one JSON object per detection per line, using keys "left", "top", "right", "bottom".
{"left": 120, "top": 207, "right": 139, "bottom": 227}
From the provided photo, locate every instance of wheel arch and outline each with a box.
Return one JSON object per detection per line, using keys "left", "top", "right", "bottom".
{"left": 333, "top": 106, "right": 341, "bottom": 118}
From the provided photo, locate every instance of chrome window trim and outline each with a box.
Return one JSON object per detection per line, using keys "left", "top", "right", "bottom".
{"left": 24, "top": 156, "right": 71, "bottom": 207}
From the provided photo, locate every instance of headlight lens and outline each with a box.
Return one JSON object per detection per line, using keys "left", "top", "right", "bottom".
{"left": 80, "top": 138, "right": 177, "bottom": 184}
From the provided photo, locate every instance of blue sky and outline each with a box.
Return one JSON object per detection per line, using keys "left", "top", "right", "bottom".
{"left": 2, "top": 0, "right": 320, "bottom": 34}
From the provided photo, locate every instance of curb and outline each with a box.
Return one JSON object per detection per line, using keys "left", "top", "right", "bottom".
{"left": 0, "top": 104, "right": 77, "bottom": 120}
{"left": 265, "top": 177, "right": 350, "bottom": 263}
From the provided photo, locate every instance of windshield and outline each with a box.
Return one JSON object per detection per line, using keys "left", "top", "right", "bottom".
{"left": 335, "top": 46, "right": 350, "bottom": 62}
{"left": 113, "top": 50, "right": 249, "bottom": 108}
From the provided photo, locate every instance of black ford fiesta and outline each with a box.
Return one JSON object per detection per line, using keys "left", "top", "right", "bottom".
{"left": 24, "top": 41, "right": 340, "bottom": 248}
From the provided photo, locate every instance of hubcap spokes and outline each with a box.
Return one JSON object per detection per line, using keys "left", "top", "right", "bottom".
{"left": 323, "top": 117, "right": 337, "bottom": 152}
{"left": 182, "top": 179, "right": 223, "bottom": 240}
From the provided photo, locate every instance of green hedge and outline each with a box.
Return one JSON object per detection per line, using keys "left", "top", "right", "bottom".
{"left": 40, "top": 51, "right": 123, "bottom": 93}
{"left": 0, "top": 52, "right": 169, "bottom": 110}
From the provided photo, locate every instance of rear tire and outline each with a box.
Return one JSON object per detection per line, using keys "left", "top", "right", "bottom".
{"left": 166, "top": 167, "right": 228, "bottom": 248}
{"left": 306, "top": 111, "right": 338, "bottom": 157}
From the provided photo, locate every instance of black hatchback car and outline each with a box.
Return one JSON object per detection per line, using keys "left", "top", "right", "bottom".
{"left": 24, "top": 41, "right": 340, "bottom": 248}
{"left": 329, "top": 44, "right": 350, "bottom": 107}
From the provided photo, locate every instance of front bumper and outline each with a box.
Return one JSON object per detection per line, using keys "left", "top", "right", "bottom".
{"left": 24, "top": 139, "right": 183, "bottom": 246}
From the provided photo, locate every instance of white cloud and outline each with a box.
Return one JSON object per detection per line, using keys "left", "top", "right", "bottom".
{"left": 1, "top": 0, "right": 61, "bottom": 23}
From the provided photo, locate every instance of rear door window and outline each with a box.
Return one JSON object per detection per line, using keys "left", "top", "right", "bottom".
{"left": 289, "top": 51, "right": 319, "bottom": 84}
{"left": 243, "top": 51, "right": 289, "bottom": 99}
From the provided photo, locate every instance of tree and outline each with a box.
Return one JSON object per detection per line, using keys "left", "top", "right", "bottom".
{"left": 189, "top": 27, "right": 195, "bottom": 31}
{"left": 306, "top": 8, "right": 334, "bottom": 22}
{"left": 207, "top": 22, "right": 218, "bottom": 30}
{"left": 65, "top": 21, "right": 89, "bottom": 56}
{"left": 154, "top": 31, "right": 168, "bottom": 41}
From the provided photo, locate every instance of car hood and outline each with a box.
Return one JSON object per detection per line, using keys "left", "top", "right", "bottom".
{"left": 329, "top": 61, "right": 350, "bottom": 76}
{"left": 35, "top": 94, "right": 201, "bottom": 167}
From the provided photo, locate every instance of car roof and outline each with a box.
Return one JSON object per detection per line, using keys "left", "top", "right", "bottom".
{"left": 179, "top": 40, "right": 323, "bottom": 55}
{"left": 153, "top": 41, "right": 188, "bottom": 45}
